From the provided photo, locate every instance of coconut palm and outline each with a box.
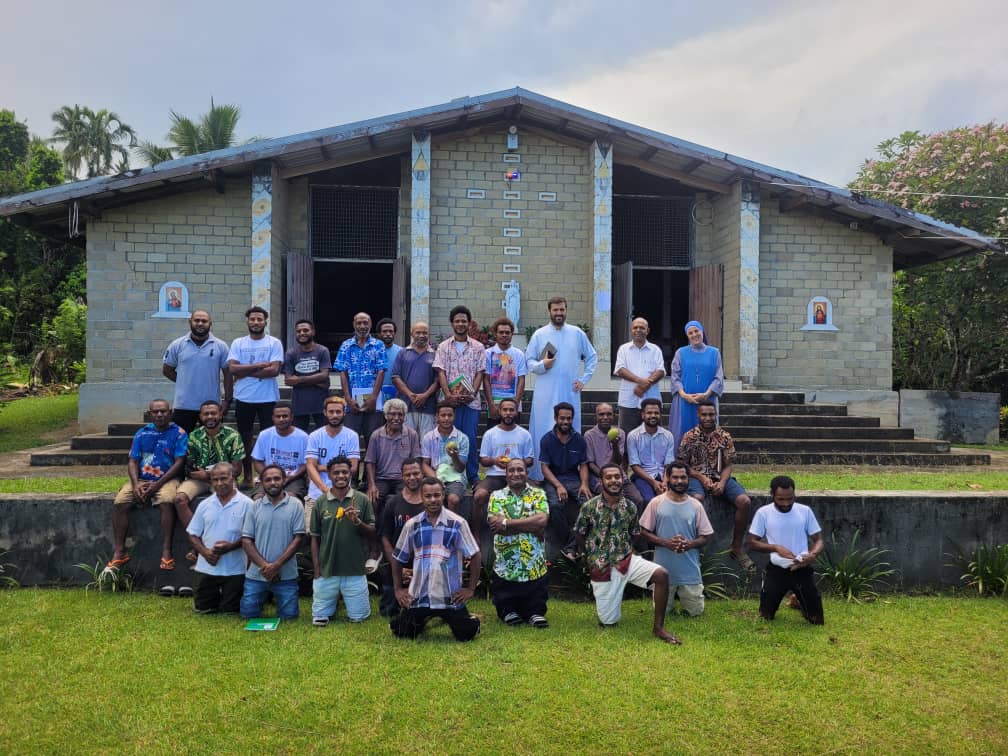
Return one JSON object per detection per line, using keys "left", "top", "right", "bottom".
{"left": 167, "top": 99, "right": 241, "bottom": 156}
{"left": 50, "top": 106, "right": 136, "bottom": 179}
{"left": 134, "top": 141, "right": 176, "bottom": 166}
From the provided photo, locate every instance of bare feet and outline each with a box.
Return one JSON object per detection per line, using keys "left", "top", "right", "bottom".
{"left": 653, "top": 627, "right": 682, "bottom": 645}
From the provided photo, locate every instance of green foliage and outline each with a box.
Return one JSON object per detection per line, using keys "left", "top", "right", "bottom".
{"left": 134, "top": 140, "right": 176, "bottom": 166}
{"left": 76, "top": 559, "right": 138, "bottom": 593}
{"left": 816, "top": 530, "right": 897, "bottom": 602}
{"left": 24, "top": 140, "right": 64, "bottom": 191}
{"left": 953, "top": 542, "right": 1008, "bottom": 597}
{"left": 167, "top": 99, "right": 241, "bottom": 156}
{"left": 0, "top": 110, "right": 29, "bottom": 194}
{"left": 49, "top": 297, "right": 86, "bottom": 363}
{"left": 699, "top": 549, "right": 734, "bottom": 600}
{"left": 851, "top": 123, "right": 1008, "bottom": 394}
{"left": 1001, "top": 406, "right": 1008, "bottom": 440}
{"left": 49, "top": 105, "right": 136, "bottom": 179}
{"left": 0, "top": 550, "right": 19, "bottom": 588}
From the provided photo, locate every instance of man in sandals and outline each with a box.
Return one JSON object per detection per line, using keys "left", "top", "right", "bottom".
{"left": 108, "top": 398, "right": 187, "bottom": 571}
{"left": 487, "top": 458, "right": 550, "bottom": 628}
{"left": 678, "top": 401, "right": 754, "bottom": 571}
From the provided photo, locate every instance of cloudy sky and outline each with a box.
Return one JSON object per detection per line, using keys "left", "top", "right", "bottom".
{"left": 4, "top": 0, "right": 1006, "bottom": 185}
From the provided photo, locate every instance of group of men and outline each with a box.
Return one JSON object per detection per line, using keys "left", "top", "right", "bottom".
{"left": 107, "top": 297, "right": 826, "bottom": 640}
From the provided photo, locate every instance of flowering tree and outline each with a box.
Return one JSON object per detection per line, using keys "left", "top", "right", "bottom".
{"left": 852, "top": 123, "right": 1008, "bottom": 393}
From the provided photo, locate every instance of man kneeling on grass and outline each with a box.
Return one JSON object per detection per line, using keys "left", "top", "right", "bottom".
{"left": 572, "top": 463, "right": 682, "bottom": 644}
{"left": 747, "top": 475, "right": 825, "bottom": 625}
{"left": 186, "top": 463, "right": 251, "bottom": 614}
{"left": 310, "top": 456, "right": 376, "bottom": 626}
{"left": 239, "top": 465, "right": 306, "bottom": 622}
{"left": 390, "top": 478, "right": 481, "bottom": 641}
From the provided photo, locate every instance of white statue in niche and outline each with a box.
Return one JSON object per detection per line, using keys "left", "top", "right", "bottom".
{"left": 153, "top": 281, "right": 191, "bottom": 319}
{"left": 801, "top": 296, "right": 838, "bottom": 331}
{"left": 504, "top": 280, "right": 520, "bottom": 328}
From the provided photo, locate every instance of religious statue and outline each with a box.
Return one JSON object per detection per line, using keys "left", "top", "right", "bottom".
{"left": 504, "top": 280, "right": 520, "bottom": 329}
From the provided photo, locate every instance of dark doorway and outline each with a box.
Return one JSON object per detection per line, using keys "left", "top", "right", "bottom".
{"left": 313, "top": 260, "right": 393, "bottom": 354}
{"left": 631, "top": 269, "right": 689, "bottom": 368}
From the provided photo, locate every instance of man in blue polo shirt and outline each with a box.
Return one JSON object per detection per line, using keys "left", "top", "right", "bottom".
{"left": 333, "top": 312, "right": 386, "bottom": 444}
{"left": 162, "top": 310, "right": 232, "bottom": 433}
{"left": 539, "top": 401, "right": 591, "bottom": 559}
{"left": 109, "top": 398, "right": 188, "bottom": 570}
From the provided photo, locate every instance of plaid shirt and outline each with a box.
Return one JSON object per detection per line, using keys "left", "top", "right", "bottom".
{"left": 185, "top": 425, "right": 245, "bottom": 474}
{"left": 574, "top": 495, "right": 640, "bottom": 572}
{"left": 433, "top": 337, "right": 486, "bottom": 410}
{"left": 678, "top": 426, "right": 736, "bottom": 478}
{"left": 333, "top": 336, "right": 386, "bottom": 393}
{"left": 393, "top": 507, "right": 479, "bottom": 609}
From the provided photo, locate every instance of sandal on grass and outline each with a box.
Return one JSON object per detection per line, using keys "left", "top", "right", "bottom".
{"left": 730, "top": 551, "right": 756, "bottom": 573}
{"left": 159, "top": 585, "right": 176, "bottom": 597}
{"left": 159, "top": 557, "right": 175, "bottom": 571}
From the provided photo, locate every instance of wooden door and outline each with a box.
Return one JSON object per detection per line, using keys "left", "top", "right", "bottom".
{"left": 688, "top": 263, "right": 723, "bottom": 349}
{"left": 391, "top": 256, "right": 410, "bottom": 345}
{"left": 611, "top": 260, "right": 633, "bottom": 369}
{"left": 286, "top": 253, "right": 313, "bottom": 347}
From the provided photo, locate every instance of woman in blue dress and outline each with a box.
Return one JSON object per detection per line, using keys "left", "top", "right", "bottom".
{"left": 668, "top": 320, "right": 725, "bottom": 452}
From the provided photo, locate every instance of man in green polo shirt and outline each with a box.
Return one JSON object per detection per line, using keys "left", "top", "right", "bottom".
{"left": 310, "top": 455, "right": 377, "bottom": 626}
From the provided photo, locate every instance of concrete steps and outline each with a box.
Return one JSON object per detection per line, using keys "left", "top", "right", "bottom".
{"left": 31, "top": 389, "right": 991, "bottom": 468}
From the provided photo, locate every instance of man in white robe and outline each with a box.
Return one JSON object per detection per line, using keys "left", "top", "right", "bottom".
{"left": 525, "top": 297, "right": 598, "bottom": 481}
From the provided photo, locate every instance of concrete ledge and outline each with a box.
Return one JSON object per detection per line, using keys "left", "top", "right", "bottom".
{"left": 803, "top": 390, "right": 899, "bottom": 427}
{"left": 899, "top": 389, "right": 1000, "bottom": 444}
{"left": 1, "top": 492, "right": 1005, "bottom": 589}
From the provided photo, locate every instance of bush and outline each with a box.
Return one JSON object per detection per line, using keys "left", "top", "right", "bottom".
{"left": 954, "top": 543, "right": 1008, "bottom": 597}
{"left": 1000, "top": 406, "right": 1007, "bottom": 441}
{"left": 816, "top": 530, "right": 897, "bottom": 602}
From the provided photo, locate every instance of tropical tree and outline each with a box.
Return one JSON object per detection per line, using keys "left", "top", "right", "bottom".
{"left": 851, "top": 123, "right": 1008, "bottom": 394}
{"left": 134, "top": 141, "right": 176, "bottom": 166}
{"left": 50, "top": 105, "right": 136, "bottom": 179}
{"left": 133, "top": 100, "right": 243, "bottom": 167}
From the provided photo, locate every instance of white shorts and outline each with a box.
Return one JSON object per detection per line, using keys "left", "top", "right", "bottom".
{"left": 669, "top": 582, "right": 705, "bottom": 617}
{"left": 590, "top": 554, "right": 661, "bottom": 626}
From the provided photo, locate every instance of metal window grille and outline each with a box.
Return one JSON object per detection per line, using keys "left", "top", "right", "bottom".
{"left": 309, "top": 185, "right": 399, "bottom": 260}
{"left": 613, "top": 194, "right": 693, "bottom": 267}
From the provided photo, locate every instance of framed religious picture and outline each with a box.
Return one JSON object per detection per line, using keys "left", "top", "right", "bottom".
{"left": 153, "top": 281, "right": 191, "bottom": 319}
{"left": 801, "top": 296, "right": 838, "bottom": 332}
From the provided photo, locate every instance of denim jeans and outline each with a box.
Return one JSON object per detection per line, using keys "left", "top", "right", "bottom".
{"left": 312, "top": 575, "right": 371, "bottom": 622}
{"left": 454, "top": 405, "right": 480, "bottom": 482}
{"left": 240, "top": 577, "right": 300, "bottom": 620}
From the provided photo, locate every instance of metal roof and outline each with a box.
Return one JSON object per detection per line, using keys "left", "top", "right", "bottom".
{"left": 1, "top": 86, "right": 1001, "bottom": 268}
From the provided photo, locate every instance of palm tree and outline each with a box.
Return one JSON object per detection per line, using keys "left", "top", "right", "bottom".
{"left": 167, "top": 99, "right": 241, "bottom": 156}
{"left": 50, "top": 106, "right": 136, "bottom": 179}
{"left": 134, "top": 141, "right": 176, "bottom": 166}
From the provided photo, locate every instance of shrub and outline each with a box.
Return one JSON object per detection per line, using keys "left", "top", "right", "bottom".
{"left": 954, "top": 543, "right": 1008, "bottom": 597}
{"left": 816, "top": 529, "right": 897, "bottom": 602}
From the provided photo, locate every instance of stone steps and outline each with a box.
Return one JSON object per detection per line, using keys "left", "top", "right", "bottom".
{"left": 733, "top": 451, "right": 990, "bottom": 466}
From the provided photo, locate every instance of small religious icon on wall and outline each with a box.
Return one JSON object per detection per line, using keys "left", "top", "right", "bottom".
{"left": 801, "top": 296, "right": 838, "bottom": 332}
{"left": 154, "top": 281, "right": 191, "bottom": 318}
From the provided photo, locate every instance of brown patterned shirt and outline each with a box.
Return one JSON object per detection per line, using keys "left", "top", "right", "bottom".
{"left": 678, "top": 426, "right": 736, "bottom": 478}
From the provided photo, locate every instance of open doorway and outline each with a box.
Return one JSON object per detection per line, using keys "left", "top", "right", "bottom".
{"left": 313, "top": 260, "right": 393, "bottom": 354}
{"left": 631, "top": 268, "right": 689, "bottom": 366}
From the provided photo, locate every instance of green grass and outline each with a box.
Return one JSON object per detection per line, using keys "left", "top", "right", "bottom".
{"left": 0, "top": 590, "right": 1005, "bottom": 754}
{"left": 959, "top": 442, "right": 1008, "bottom": 452}
{"left": 0, "top": 392, "right": 78, "bottom": 453}
{"left": 0, "top": 476, "right": 124, "bottom": 494}
{"left": 736, "top": 469, "right": 1008, "bottom": 492}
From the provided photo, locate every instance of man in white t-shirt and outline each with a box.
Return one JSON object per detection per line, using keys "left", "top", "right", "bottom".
{"left": 251, "top": 404, "right": 309, "bottom": 500}
{"left": 227, "top": 306, "right": 284, "bottom": 485}
{"left": 304, "top": 396, "right": 361, "bottom": 525}
{"left": 471, "top": 397, "right": 534, "bottom": 540}
{"left": 747, "top": 475, "right": 825, "bottom": 625}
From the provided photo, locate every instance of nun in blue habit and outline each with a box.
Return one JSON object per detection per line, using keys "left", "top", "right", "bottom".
{"left": 668, "top": 320, "right": 725, "bottom": 452}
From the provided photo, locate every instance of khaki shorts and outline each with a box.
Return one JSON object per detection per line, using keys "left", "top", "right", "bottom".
{"left": 113, "top": 479, "right": 179, "bottom": 508}
{"left": 590, "top": 554, "right": 660, "bottom": 626}
{"left": 177, "top": 479, "right": 211, "bottom": 501}
{"left": 668, "top": 582, "right": 705, "bottom": 617}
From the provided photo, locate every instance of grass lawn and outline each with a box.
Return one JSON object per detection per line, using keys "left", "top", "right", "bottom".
{"left": 0, "top": 476, "right": 125, "bottom": 494}
{"left": 735, "top": 469, "right": 1008, "bottom": 492}
{"left": 0, "top": 392, "right": 77, "bottom": 453}
{"left": 0, "top": 590, "right": 1005, "bottom": 754}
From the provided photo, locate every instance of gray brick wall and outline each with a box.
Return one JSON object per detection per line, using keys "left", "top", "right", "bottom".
{"left": 695, "top": 183, "right": 742, "bottom": 377}
{"left": 428, "top": 130, "right": 592, "bottom": 338}
{"left": 85, "top": 178, "right": 252, "bottom": 383}
{"left": 758, "top": 198, "right": 893, "bottom": 389}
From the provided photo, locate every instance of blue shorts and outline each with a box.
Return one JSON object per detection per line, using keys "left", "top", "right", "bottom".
{"left": 687, "top": 476, "right": 747, "bottom": 503}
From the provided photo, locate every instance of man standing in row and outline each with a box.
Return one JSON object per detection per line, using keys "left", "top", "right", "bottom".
{"left": 186, "top": 463, "right": 250, "bottom": 614}
{"left": 613, "top": 317, "right": 665, "bottom": 437}
{"left": 376, "top": 318, "right": 402, "bottom": 411}
{"left": 391, "top": 321, "right": 438, "bottom": 437}
{"left": 484, "top": 316, "right": 526, "bottom": 426}
{"left": 487, "top": 458, "right": 550, "bottom": 628}
{"left": 390, "top": 478, "right": 482, "bottom": 642}
{"left": 163, "top": 310, "right": 232, "bottom": 433}
{"left": 228, "top": 306, "right": 283, "bottom": 485}
{"left": 433, "top": 305, "right": 485, "bottom": 484}
{"left": 526, "top": 297, "right": 597, "bottom": 480}
{"left": 573, "top": 464, "right": 682, "bottom": 644}
{"left": 334, "top": 312, "right": 386, "bottom": 444}
{"left": 283, "top": 318, "right": 330, "bottom": 432}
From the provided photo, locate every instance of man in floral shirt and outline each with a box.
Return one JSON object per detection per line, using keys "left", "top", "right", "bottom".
{"left": 333, "top": 312, "right": 386, "bottom": 445}
{"left": 573, "top": 463, "right": 682, "bottom": 644}
{"left": 678, "top": 400, "right": 753, "bottom": 571}
{"left": 487, "top": 458, "right": 550, "bottom": 628}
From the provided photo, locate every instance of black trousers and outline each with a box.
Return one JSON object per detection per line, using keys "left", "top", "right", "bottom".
{"left": 390, "top": 607, "right": 481, "bottom": 641}
{"left": 492, "top": 574, "right": 548, "bottom": 620}
{"left": 193, "top": 573, "right": 245, "bottom": 614}
{"left": 760, "top": 565, "right": 824, "bottom": 624}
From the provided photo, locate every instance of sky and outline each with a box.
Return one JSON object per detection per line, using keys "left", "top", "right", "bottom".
{"left": 3, "top": 0, "right": 1007, "bottom": 186}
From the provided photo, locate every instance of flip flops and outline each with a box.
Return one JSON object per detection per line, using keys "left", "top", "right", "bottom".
{"left": 159, "top": 557, "right": 175, "bottom": 571}
{"left": 106, "top": 555, "right": 131, "bottom": 569}
{"left": 529, "top": 614, "right": 549, "bottom": 629}
{"left": 503, "top": 611, "right": 523, "bottom": 626}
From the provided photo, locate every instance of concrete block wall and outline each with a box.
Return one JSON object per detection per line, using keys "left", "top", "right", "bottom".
{"left": 758, "top": 198, "right": 893, "bottom": 390}
{"left": 81, "top": 178, "right": 252, "bottom": 430}
{"left": 399, "top": 156, "right": 412, "bottom": 264}
{"left": 285, "top": 176, "right": 309, "bottom": 255}
{"left": 696, "top": 182, "right": 741, "bottom": 377}
{"left": 428, "top": 130, "right": 592, "bottom": 339}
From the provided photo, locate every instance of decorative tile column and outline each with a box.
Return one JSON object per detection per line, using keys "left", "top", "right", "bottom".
{"left": 592, "top": 141, "right": 613, "bottom": 365}
{"left": 251, "top": 164, "right": 272, "bottom": 309}
{"left": 738, "top": 181, "right": 760, "bottom": 384}
{"left": 410, "top": 131, "right": 431, "bottom": 323}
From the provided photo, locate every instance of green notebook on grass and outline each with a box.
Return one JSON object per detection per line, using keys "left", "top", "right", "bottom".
{"left": 244, "top": 619, "right": 279, "bottom": 631}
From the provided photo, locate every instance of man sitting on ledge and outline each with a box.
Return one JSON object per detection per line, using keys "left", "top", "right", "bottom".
{"left": 108, "top": 398, "right": 187, "bottom": 571}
